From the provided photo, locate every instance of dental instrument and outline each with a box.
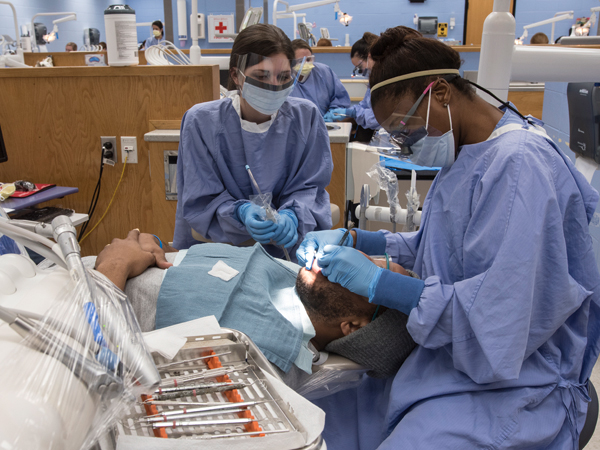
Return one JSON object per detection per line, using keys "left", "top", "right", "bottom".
{"left": 245, "top": 164, "right": 293, "bottom": 262}
{"left": 144, "top": 407, "right": 248, "bottom": 423}
{"left": 143, "top": 400, "right": 265, "bottom": 421}
{"left": 155, "top": 351, "right": 231, "bottom": 370}
{"left": 151, "top": 381, "right": 247, "bottom": 401}
{"left": 152, "top": 417, "right": 256, "bottom": 429}
{"left": 337, "top": 224, "right": 353, "bottom": 246}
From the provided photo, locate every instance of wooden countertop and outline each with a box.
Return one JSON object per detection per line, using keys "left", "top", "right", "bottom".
{"left": 0, "top": 65, "right": 219, "bottom": 78}
{"left": 145, "top": 121, "right": 353, "bottom": 144}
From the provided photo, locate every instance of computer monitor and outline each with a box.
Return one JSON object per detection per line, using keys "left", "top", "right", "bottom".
{"left": 0, "top": 125, "right": 7, "bottom": 163}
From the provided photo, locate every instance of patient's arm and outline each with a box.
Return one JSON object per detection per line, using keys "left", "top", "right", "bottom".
{"left": 95, "top": 229, "right": 158, "bottom": 290}
{"left": 138, "top": 233, "right": 176, "bottom": 269}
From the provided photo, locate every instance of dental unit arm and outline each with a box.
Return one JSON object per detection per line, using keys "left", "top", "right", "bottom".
{"left": 0, "top": 1, "right": 29, "bottom": 68}
{"left": 519, "top": 10, "right": 574, "bottom": 43}
{"left": 0, "top": 213, "right": 160, "bottom": 449}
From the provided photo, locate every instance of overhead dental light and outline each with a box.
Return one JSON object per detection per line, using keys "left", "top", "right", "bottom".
{"left": 30, "top": 12, "right": 77, "bottom": 52}
{"left": 338, "top": 12, "right": 352, "bottom": 26}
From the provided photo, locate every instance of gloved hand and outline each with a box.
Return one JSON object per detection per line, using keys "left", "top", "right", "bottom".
{"left": 324, "top": 108, "right": 355, "bottom": 122}
{"left": 317, "top": 245, "right": 382, "bottom": 298}
{"left": 236, "top": 203, "right": 278, "bottom": 244}
{"left": 270, "top": 209, "right": 299, "bottom": 248}
{"left": 296, "top": 229, "right": 354, "bottom": 269}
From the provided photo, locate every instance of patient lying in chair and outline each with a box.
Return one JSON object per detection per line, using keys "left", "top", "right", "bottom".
{"left": 91, "top": 230, "right": 416, "bottom": 384}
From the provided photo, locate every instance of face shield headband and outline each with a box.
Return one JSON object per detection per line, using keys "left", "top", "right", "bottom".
{"left": 236, "top": 53, "right": 306, "bottom": 91}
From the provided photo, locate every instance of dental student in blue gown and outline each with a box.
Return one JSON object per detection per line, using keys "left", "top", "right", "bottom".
{"left": 173, "top": 24, "right": 333, "bottom": 261}
{"left": 324, "top": 32, "right": 380, "bottom": 139}
{"left": 289, "top": 39, "right": 351, "bottom": 118}
{"left": 140, "top": 20, "right": 165, "bottom": 50}
{"left": 297, "top": 26, "right": 600, "bottom": 449}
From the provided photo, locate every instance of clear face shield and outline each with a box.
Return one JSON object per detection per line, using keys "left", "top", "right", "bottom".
{"left": 295, "top": 55, "right": 315, "bottom": 83}
{"left": 236, "top": 53, "right": 306, "bottom": 115}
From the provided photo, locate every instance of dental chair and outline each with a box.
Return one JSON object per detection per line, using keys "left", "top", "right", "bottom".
{"left": 0, "top": 215, "right": 161, "bottom": 450}
{"left": 580, "top": 380, "right": 599, "bottom": 449}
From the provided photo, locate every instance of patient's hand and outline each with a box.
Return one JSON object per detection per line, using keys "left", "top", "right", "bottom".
{"left": 138, "top": 233, "right": 174, "bottom": 269}
{"left": 95, "top": 229, "right": 157, "bottom": 290}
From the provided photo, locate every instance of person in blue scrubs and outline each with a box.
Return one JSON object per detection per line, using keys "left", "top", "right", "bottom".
{"left": 174, "top": 24, "right": 333, "bottom": 261}
{"left": 141, "top": 20, "right": 165, "bottom": 50}
{"left": 297, "top": 26, "right": 600, "bottom": 448}
{"left": 289, "top": 39, "right": 351, "bottom": 117}
{"left": 324, "top": 32, "right": 380, "bottom": 138}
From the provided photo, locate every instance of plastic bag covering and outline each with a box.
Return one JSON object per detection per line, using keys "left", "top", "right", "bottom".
{"left": 250, "top": 192, "right": 279, "bottom": 223}
{"left": 293, "top": 363, "right": 368, "bottom": 400}
{"left": 237, "top": 53, "right": 306, "bottom": 90}
{"left": 404, "top": 171, "right": 421, "bottom": 232}
{"left": 367, "top": 161, "right": 401, "bottom": 226}
{"left": 368, "top": 129, "right": 411, "bottom": 162}
{"left": 0, "top": 258, "right": 160, "bottom": 449}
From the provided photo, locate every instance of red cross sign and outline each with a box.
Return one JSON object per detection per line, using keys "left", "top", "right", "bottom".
{"left": 215, "top": 22, "right": 227, "bottom": 34}
{"left": 208, "top": 14, "right": 235, "bottom": 43}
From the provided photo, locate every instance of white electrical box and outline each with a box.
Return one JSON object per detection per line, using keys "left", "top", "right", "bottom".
{"left": 190, "top": 13, "right": 206, "bottom": 39}
{"left": 120, "top": 136, "right": 138, "bottom": 164}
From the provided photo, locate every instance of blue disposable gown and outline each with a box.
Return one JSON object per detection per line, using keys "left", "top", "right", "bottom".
{"left": 315, "top": 108, "right": 600, "bottom": 449}
{"left": 173, "top": 94, "right": 333, "bottom": 261}
{"left": 289, "top": 62, "right": 351, "bottom": 115}
{"left": 350, "top": 86, "right": 379, "bottom": 130}
{"left": 143, "top": 35, "right": 164, "bottom": 48}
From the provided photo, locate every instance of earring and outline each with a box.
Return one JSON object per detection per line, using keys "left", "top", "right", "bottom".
{"left": 443, "top": 103, "right": 449, "bottom": 107}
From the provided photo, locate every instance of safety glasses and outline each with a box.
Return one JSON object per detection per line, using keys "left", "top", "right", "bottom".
{"left": 352, "top": 59, "right": 367, "bottom": 77}
{"left": 379, "top": 79, "right": 443, "bottom": 156}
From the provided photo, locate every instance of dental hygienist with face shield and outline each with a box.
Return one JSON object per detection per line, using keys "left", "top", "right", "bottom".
{"left": 173, "top": 24, "right": 333, "bottom": 261}
{"left": 297, "top": 26, "right": 600, "bottom": 448}
{"left": 289, "top": 39, "right": 351, "bottom": 117}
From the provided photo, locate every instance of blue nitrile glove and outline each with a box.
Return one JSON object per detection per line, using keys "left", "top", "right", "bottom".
{"left": 323, "top": 110, "right": 337, "bottom": 122}
{"left": 325, "top": 108, "right": 350, "bottom": 122}
{"left": 296, "top": 229, "right": 354, "bottom": 270}
{"left": 236, "top": 203, "right": 278, "bottom": 244}
{"left": 317, "top": 245, "right": 382, "bottom": 299}
{"left": 270, "top": 209, "right": 299, "bottom": 248}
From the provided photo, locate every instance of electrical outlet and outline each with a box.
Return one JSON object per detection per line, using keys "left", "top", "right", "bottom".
{"left": 100, "top": 136, "right": 117, "bottom": 166}
{"left": 438, "top": 22, "right": 448, "bottom": 37}
{"left": 121, "top": 136, "right": 138, "bottom": 164}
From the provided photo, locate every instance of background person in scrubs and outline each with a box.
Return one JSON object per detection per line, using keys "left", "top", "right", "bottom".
{"left": 289, "top": 39, "right": 351, "bottom": 117}
{"left": 140, "top": 20, "right": 164, "bottom": 50}
{"left": 173, "top": 24, "right": 333, "bottom": 262}
{"left": 298, "top": 26, "right": 600, "bottom": 449}
{"left": 325, "top": 32, "right": 380, "bottom": 142}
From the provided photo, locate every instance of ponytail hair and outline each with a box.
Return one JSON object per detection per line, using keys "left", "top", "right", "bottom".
{"left": 350, "top": 31, "right": 378, "bottom": 60}
{"left": 369, "top": 26, "right": 474, "bottom": 107}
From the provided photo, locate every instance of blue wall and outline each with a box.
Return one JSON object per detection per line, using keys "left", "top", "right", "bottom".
{"left": 0, "top": 0, "right": 598, "bottom": 61}
{"left": 0, "top": 0, "right": 113, "bottom": 51}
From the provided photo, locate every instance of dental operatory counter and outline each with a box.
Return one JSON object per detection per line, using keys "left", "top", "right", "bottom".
{"left": 144, "top": 122, "right": 352, "bottom": 234}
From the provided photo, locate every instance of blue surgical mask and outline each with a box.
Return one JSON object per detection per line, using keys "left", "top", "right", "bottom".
{"left": 409, "top": 90, "right": 455, "bottom": 168}
{"left": 240, "top": 73, "right": 294, "bottom": 116}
